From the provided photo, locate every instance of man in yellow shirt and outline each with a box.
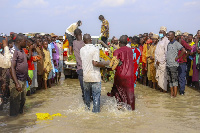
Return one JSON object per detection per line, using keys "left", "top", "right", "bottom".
{"left": 99, "top": 15, "right": 109, "bottom": 46}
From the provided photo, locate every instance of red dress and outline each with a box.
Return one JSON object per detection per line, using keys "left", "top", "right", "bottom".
{"left": 110, "top": 46, "right": 135, "bottom": 110}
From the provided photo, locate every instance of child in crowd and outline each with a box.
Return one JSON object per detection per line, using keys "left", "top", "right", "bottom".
{"left": 23, "top": 38, "right": 34, "bottom": 96}
{"left": 43, "top": 40, "right": 52, "bottom": 90}
{"left": 36, "top": 40, "right": 44, "bottom": 90}
{"left": 149, "top": 34, "right": 159, "bottom": 89}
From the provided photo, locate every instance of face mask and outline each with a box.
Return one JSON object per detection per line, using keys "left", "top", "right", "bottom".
{"left": 159, "top": 34, "right": 164, "bottom": 38}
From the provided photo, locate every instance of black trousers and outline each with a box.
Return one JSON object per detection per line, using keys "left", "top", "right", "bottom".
{"left": 101, "top": 37, "right": 108, "bottom": 47}
{"left": 37, "top": 75, "right": 43, "bottom": 90}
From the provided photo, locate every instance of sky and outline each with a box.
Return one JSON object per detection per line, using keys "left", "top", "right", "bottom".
{"left": 1, "top": 0, "right": 200, "bottom": 38}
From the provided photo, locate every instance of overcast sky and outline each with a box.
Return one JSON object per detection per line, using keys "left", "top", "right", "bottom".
{"left": 1, "top": 0, "right": 200, "bottom": 38}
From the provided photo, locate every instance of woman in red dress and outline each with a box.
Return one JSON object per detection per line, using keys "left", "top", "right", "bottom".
{"left": 131, "top": 36, "right": 141, "bottom": 88}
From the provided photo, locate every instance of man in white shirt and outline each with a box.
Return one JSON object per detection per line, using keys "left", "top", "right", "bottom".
{"left": 155, "top": 26, "right": 169, "bottom": 92}
{"left": 0, "top": 37, "right": 11, "bottom": 68}
{"left": 80, "top": 34, "right": 109, "bottom": 113}
{"left": 65, "top": 20, "right": 82, "bottom": 55}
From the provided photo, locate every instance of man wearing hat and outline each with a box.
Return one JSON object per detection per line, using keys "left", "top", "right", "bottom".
{"left": 155, "top": 26, "right": 169, "bottom": 92}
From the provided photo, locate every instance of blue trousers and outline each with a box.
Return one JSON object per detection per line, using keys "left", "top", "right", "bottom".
{"left": 178, "top": 63, "right": 187, "bottom": 94}
{"left": 77, "top": 69, "right": 84, "bottom": 100}
{"left": 83, "top": 82, "right": 101, "bottom": 113}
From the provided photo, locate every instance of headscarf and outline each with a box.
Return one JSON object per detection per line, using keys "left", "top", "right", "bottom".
{"left": 152, "top": 34, "right": 159, "bottom": 39}
{"left": 160, "top": 26, "right": 167, "bottom": 32}
{"left": 146, "top": 39, "right": 153, "bottom": 44}
{"left": 183, "top": 32, "right": 189, "bottom": 36}
{"left": 175, "top": 30, "right": 182, "bottom": 36}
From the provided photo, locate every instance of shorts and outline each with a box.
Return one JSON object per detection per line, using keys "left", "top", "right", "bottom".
{"left": 167, "top": 66, "right": 178, "bottom": 87}
{"left": 66, "top": 33, "right": 75, "bottom": 47}
{"left": 57, "top": 60, "right": 63, "bottom": 73}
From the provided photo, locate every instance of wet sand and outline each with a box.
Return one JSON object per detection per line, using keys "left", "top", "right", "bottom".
{"left": 0, "top": 76, "right": 200, "bottom": 133}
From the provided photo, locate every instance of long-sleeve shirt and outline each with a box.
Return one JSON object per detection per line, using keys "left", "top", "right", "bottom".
{"left": 155, "top": 36, "right": 169, "bottom": 65}
{"left": 177, "top": 40, "right": 192, "bottom": 63}
{"left": 0, "top": 46, "right": 11, "bottom": 68}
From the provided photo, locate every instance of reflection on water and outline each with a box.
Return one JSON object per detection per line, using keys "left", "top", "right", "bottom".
{"left": 0, "top": 76, "right": 200, "bottom": 133}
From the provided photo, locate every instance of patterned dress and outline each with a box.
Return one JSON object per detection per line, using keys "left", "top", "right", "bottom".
{"left": 149, "top": 44, "right": 157, "bottom": 83}
{"left": 192, "top": 44, "right": 199, "bottom": 82}
{"left": 139, "top": 45, "right": 143, "bottom": 77}
{"left": 132, "top": 48, "right": 141, "bottom": 88}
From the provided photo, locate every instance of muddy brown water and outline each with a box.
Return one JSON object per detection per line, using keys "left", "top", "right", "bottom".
{"left": 0, "top": 76, "right": 200, "bottom": 133}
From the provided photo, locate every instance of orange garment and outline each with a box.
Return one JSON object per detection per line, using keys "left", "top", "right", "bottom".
{"left": 63, "top": 38, "right": 69, "bottom": 49}
{"left": 142, "top": 43, "right": 147, "bottom": 63}
{"left": 23, "top": 48, "right": 35, "bottom": 70}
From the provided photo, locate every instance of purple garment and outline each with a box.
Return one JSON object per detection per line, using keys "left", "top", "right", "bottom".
{"left": 191, "top": 45, "right": 199, "bottom": 82}
{"left": 73, "top": 40, "right": 85, "bottom": 70}
{"left": 52, "top": 42, "right": 59, "bottom": 60}
{"left": 12, "top": 49, "right": 28, "bottom": 81}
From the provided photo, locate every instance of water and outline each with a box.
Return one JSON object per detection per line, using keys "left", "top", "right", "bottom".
{"left": 0, "top": 76, "right": 200, "bottom": 133}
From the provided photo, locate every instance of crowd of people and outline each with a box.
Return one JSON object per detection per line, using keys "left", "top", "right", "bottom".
{"left": 1, "top": 14, "right": 200, "bottom": 115}
{"left": 105, "top": 27, "right": 200, "bottom": 110}
{"left": 0, "top": 33, "right": 64, "bottom": 116}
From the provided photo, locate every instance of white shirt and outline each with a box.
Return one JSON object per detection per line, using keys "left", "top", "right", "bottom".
{"left": 56, "top": 41, "right": 63, "bottom": 60}
{"left": 0, "top": 46, "right": 12, "bottom": 68}
{"left": 80, "top": 44, "right": 101, "bottom": 82}
{"left": 65, "top": 23, "right": 78, "bottom": 36}
{"left": 155, "top": 36, "right": 169, "bottom": 65}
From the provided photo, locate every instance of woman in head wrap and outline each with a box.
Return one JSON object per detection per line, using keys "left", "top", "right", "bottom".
{"left": 131, "top": 36, "right": 141, "bottom": 88}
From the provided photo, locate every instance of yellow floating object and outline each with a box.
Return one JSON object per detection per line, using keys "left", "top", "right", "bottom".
{"left": 100, "top": 50, "right": 111, "bottom": 61}
{"left": 36, "top": 113, "right": 64, "bottom": 120}
{"left": 109, "top": 56, "right": 119, "bottom": 70}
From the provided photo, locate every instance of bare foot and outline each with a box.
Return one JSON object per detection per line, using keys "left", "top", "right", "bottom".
{"left": 117, "top": 105, "right": 123, "bottom": 110}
